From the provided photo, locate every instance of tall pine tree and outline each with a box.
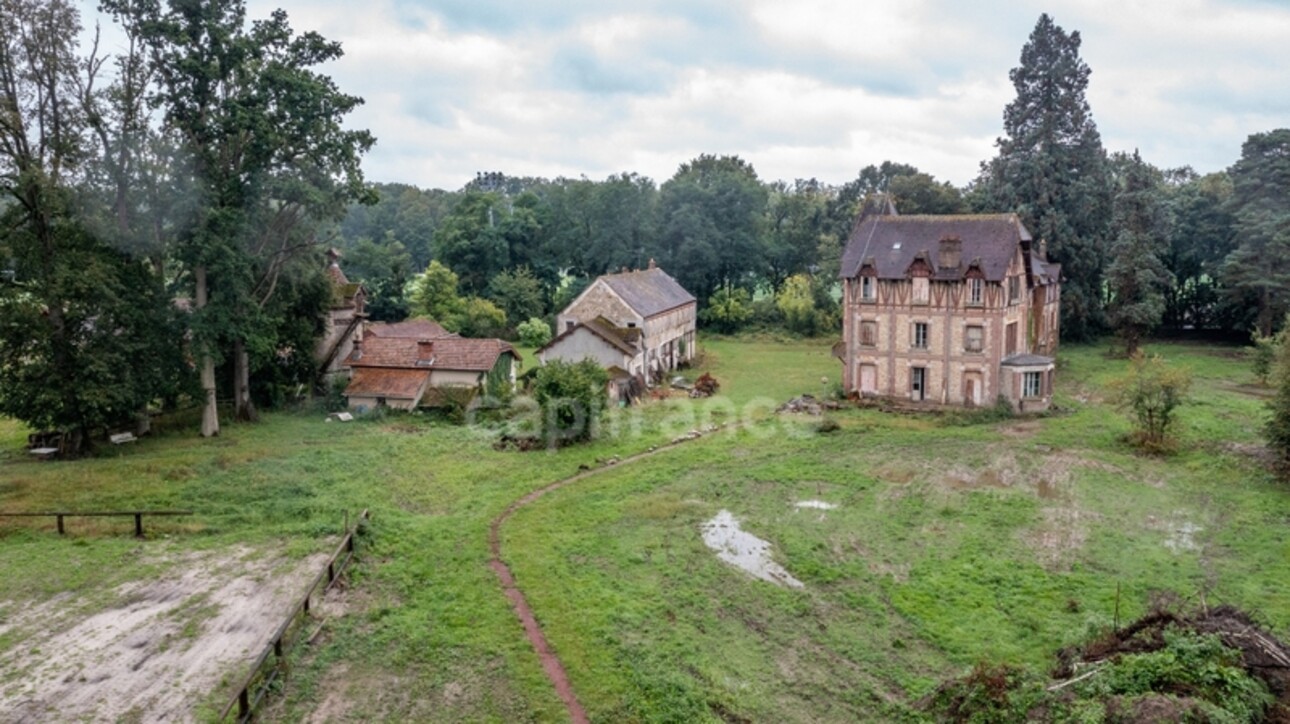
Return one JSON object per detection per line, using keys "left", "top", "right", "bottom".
{"left": 977, "top": 14, "right": 1113, "bottom": 341}
{"left": 1222, "top": 129, "right": 1290, "bottom": 338}
{"left": 1106, "top": 151, "right": 1173, "bottom": 355}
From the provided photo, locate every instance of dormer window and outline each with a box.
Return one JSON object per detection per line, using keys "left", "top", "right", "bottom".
{"left": 969, "top": 278, "right": 983, "bottom": 305}
{"left": 912, "top": 277, "right": 929, "bottom": 305}
{"left": 860, "top": 276, "right": 875, "bottom": 301}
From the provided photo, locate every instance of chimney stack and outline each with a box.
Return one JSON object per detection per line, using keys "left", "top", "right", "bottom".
{"left": 648, "top": 258, "right": 657, "bottom": 270}
{"left": 937, "top": 236, "right": 962, "bottom": 270}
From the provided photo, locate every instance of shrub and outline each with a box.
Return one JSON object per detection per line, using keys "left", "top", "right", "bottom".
{"left": 517, "top": 317, "right": 553, "bottom": 348}
{"left": 1266, "top": 316, "right": 1290, "bottom": 461}
{"left": 531, "top": 359, "right": 609, "bottom": 447}
{"left": 1247, "top": 330, "right": 1280, "bottom": 386}
{"left": 1110, "top": 353, "right": 1191, "bottom": 453}
{"left": 701, "top": 285, "right": 752, "bottom": 333}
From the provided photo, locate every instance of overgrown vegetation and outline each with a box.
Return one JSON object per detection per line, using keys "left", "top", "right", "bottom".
{"left": 1110, "top": 353, "right": 1192, "bottom": 452}
{"left": 2, "top": 338, "right": 1287, "bottom": 722}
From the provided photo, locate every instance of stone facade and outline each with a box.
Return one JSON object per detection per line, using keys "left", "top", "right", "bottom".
{"left": 551, "top": 265, "right": 696, "bottom": 385}
{"left": 838, "top": 209, "right": 1060, "bottom": 411}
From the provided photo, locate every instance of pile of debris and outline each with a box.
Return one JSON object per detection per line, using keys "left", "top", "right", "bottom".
{"left": 776, "top": 394, "right": 840, "bottom": 416}
{"left": 1058, "top": 605, "right": 1290, "bottom": 707}
{"left": 690, "top": 372, "right": 720, "bottom": 398}
{"left": 924, "top": 604, "right": 1290, "bottom": 722}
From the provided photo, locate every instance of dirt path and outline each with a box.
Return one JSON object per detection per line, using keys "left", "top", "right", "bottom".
{"left": 487, "top": 428, "right": 725, "bottom": 724}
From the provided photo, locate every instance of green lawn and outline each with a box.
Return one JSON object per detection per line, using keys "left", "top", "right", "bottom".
{"left": 1, "top": 337, "right": 1286, "bottom": 722}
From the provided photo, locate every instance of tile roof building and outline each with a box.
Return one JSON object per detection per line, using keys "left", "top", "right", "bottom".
{"left": 343, "top": 320, "right": 518, "bottom": 411}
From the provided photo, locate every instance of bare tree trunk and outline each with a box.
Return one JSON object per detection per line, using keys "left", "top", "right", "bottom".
{"left": 232, "top": 337, "right": 257, "bottom": 422}
{"left": 196, "top": 265, "right": 220, "bottom": 437}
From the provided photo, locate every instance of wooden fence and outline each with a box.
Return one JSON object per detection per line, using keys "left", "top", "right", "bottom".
{"left": 0, "top": 510, "right": 194, "bottom": 536}
{"left": 220, "top": 509, "right": 370, "bottom": 723}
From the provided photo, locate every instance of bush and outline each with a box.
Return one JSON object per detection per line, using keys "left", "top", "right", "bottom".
{"left": 1266, "top": 316, "right": 1290, "bottom": 461}
{"left": 531, "top": 359, "right": 609, "bottom": 447}
{"left": 517, "top": 317, "right": 553, "bottom": 348}
{"left": 1110, "top": 353, "right": 1191, "bottom": 453}
{"left": 1247, "top": 330, "right": 1280, "bottom": 385}
{"left": 700, "top": 285, "right": 752, "bottom": 333}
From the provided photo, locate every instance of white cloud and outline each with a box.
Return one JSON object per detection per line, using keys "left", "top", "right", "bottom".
{"left": 75, "top": 0, "right": 1290, "bottom": 189}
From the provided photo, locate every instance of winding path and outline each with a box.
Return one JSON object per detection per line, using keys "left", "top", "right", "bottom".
{"left": 487, "top": 428, "right": 722, "bottom": 723}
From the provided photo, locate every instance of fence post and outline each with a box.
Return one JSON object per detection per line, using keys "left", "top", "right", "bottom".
{"left": 56, "top": 515, "right": 64, "bottom": 535}
{"left": 134, "top": 513, "right": 144, "bottom": 537}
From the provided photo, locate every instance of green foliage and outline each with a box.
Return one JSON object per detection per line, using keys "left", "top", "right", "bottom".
{"left": 775, "top": 274, "right": 838, "bottom": 336}
{"left": 344, "top": 235, "right": 412, "bottom": 322}
{"left": 1162, "top": 171, "right": 1239, "bottom": 331}
{"left": 455, "top": 296, "right": 507, "bottom": 338}
{"left": 700, "top": 285, "right": 753, "bottom": 333}
{"left": 976, "top": 13, "right": 1114, "bottom": 341}
{"left": 1221, "top": 128, "right": 1290, "bottom": 337}
{"left": 407, "top": 260, "right": 463, "bottom": 322}
{"left": 1110, "top": 353, "right": 1192, "bottom": 452}
{"left": 1264, "top": 317, "right": 1290, "bottom": 461}
{"left": 431, "top": 191, "right": 511, "bottom": 296}
{"left": 657, "top": 154, "right": 768, "bottom": 304}
{"left": 516, "top": 317, "right": 553, "bottom": 348}
{"left": 487, "top": 266, "right": 545, "bottom": 327}
{"left": 1077, "top": 629, "right": 1272, "bottom": 722}
{"left": 1106, "top": 151, "right": 1174, "bottom": 355}
{"left": 1247, "top": 329, "right": 1281, "bottom": 385}
{"left": 530, "top": 358, "right": 609, "bottom": 446}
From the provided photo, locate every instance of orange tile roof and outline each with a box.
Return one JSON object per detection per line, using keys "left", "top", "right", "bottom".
{"left": 344, "top": 368, "right": 430, "bottom": 400}
{"left": 348, "top": 334, "right": 517, "bottom": 372}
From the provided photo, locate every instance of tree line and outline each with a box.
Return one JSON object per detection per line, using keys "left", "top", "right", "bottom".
{"left": 337, "top": 16, "right": 1286, "bottom": 357}
{"left": 2, "top": 7, "right": 1287, "bottom": 453}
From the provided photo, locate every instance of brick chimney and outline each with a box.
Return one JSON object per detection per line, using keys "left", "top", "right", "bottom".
{"left": 937, "top": 236, "right": 962, "bottom": 270}
{"left": 648, "top": 258, "right": 657, "bottom": 270}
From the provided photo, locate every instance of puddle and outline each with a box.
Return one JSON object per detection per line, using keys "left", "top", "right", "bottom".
{"left": 700, "top": 510, "right": 803, "bottom": 588}
{"left": 1164, "top": 521, "right": 1203, "bottom": 553}
{"left": 794, "top": 500, "right": 837, "bottom": 510}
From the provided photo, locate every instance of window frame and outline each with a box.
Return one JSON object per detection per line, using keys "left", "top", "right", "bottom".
{"left": 965, "top": 324, "right": 984, "bottom": 353}
{"left": 859, "top": 320, "right": 878, "bottom": 347}
{"left": 912, "top": 321, "right": 929, "bottom": 350}
{"left": 860, "top": 275, "right": 876, "bottom": 302}
{"left": 969, "top": 278, "right": 984, "bottom": 306}
{"left": 912, "top": 277, "right": 930, "bottom": 305}
{"left": 1022, "top": 371, "right": 1042, "bottom": 398}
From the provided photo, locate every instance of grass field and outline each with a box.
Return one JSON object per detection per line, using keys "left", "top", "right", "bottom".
{"left": 1, "top": 337, "right": 1287, "bottom": 722}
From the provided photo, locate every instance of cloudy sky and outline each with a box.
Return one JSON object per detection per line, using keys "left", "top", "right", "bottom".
{"left": 78, "top": 0, "right": 1290, "bottom": 191}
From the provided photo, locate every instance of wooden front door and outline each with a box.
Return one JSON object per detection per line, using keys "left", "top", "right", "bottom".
{"left": 911, "top": 367, "right": 926, "bottom": 402}
{"left": 860, "top": 364, "right": 877, "bottom": 394}
{"left": 964, "top": 372, "right": 982, "bottom": 407}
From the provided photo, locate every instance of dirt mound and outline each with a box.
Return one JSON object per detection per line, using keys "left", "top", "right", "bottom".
{"left": 1062, "top": 605, "right": 1290, "bottom": 711}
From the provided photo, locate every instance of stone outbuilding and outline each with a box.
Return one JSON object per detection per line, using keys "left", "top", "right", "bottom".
{"left": 539, "top": 262, "right": 696, "bottom": 387}
{"left": 316, "top": 248, "right": 366, "bottom": 386}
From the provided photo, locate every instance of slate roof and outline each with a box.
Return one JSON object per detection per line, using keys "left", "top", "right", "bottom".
{"left": 840, "top": 214, "right": 1033, "bottom": 282}
{"left": 366, "top": 319, "right": 456, "bottom": 339}
{"left": 1001, "top": 353, "right": 1055, "bottom": 367}
{"left": 597, "top": 267, "right": 696, "bottom": 318}
{"left": 537, "top": 317, "right": 639, "bottom": 357}
{"left": 345, "top": 368, "right": 429, "bottom": 400}
{"left": 347, "top": 333, "right": 517, "bottom": 372}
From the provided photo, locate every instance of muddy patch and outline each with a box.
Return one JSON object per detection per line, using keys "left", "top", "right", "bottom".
{"left": 1021, "top": 507, "right": 1100, "bottom": 571}
{"left": 0, "top": 545, "right": 331, "bottom": 723}
{"left": 1150, "top": 514, "right": 1203, "bottom": 554}
{"left": 701, "top": 510, "right": 803, "bottom": 588}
